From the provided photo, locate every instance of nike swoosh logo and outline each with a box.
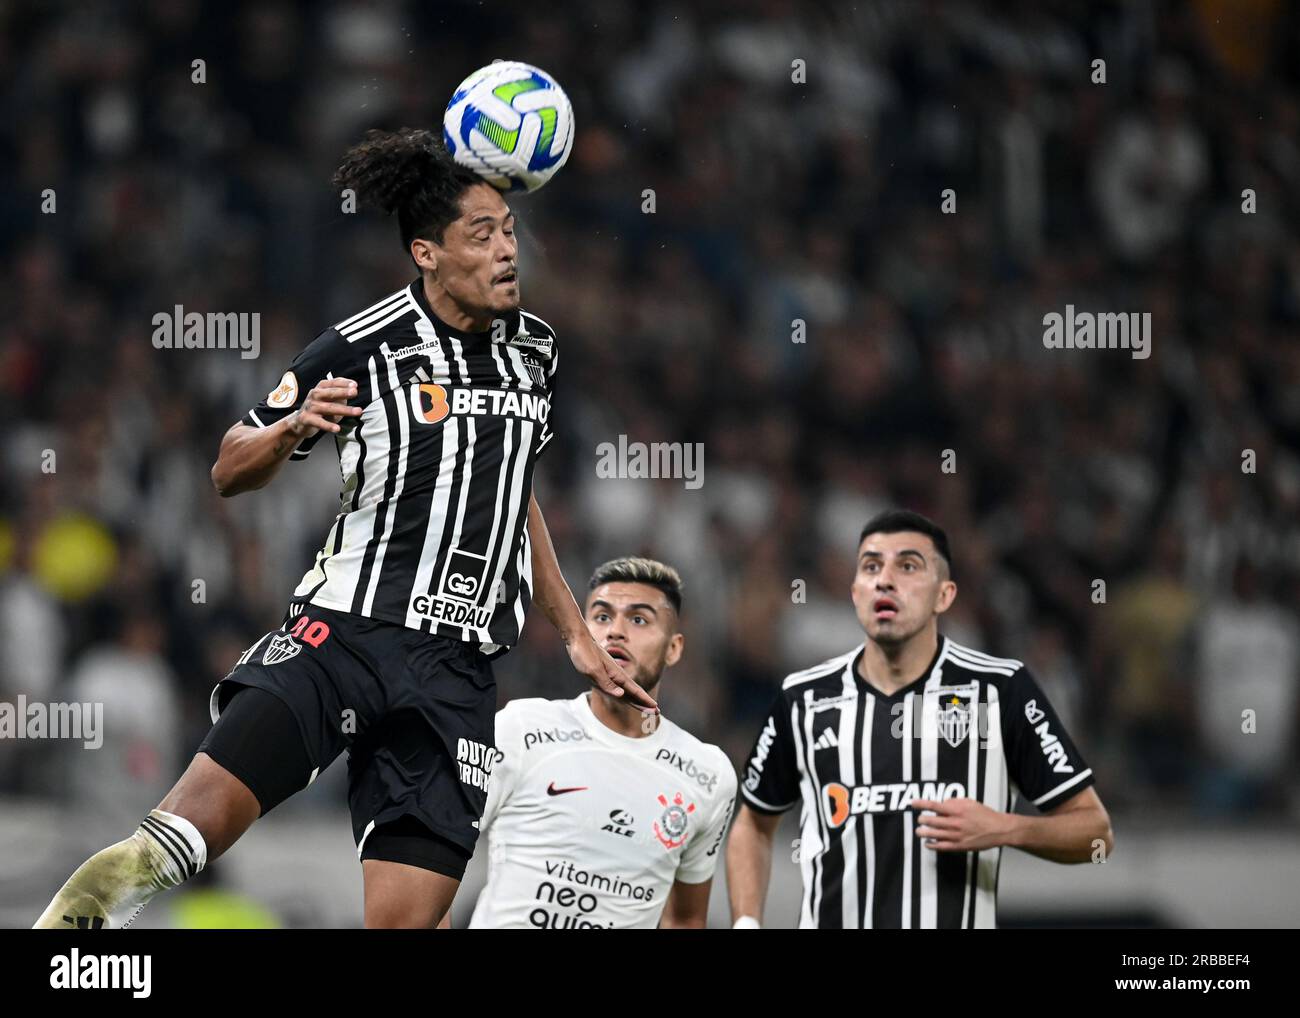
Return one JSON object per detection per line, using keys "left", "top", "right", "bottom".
{"left": 547, "top": 782, "right": 588, "bottom": 796}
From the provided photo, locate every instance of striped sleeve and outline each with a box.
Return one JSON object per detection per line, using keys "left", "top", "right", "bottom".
{"left": 242, "top": 327, "right": 353, "bottom": 461}
{"left": 1000, "top": 666, "right": 1095, "bottom": 812}
{"left": 535, "top": 346, "right": 558, "bottom": 458}
{"left": 740, "top": 691, "right": 800, "bottom": 814}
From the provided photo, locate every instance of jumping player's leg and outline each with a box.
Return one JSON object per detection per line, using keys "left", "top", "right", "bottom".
{"left": 33, "top": 686, "right": 313, "bottom": 928}
{"left": 339, "top": 627, "right": 496, "bottom": 928}
{"left": 362, "top": 861, "right": 460, "bottom": 928}
{"left": 358, "top": 814, "right": 473, "bottom": 927}
{"left": 159, "top": 753, "right": 262, "bottom": 859}
{"left": 32, "top": 755, "right": 257, "bottom": 930}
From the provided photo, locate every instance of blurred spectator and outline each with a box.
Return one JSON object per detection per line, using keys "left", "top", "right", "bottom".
{"left": 1193, "top": 558, "right": 1300, "bottom": 816}
{"left": 1103, "top": 526, "right": 1199, "bottom": 805}
{"left": 61, "top": 608, "right": 180, "bottom": 836}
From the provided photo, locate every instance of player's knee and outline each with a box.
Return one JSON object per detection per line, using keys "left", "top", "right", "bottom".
{"left": 158, "top": 754, "right": 260, "bottom": 862}
{"left": 185, "top": 685, "right": 320, "bottom": 859}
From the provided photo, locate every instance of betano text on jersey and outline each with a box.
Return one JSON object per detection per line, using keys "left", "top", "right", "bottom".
{"left": 243, "top": 280, "right": 558, "bottom": 656}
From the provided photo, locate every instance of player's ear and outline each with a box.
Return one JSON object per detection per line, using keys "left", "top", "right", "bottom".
{"left": 934, "top": 580, "right": 957, "bottom": 615}
{"left": 411, "top": 237, "right": 437, "bottom": 273}
{"left": 665, "top": 631, "right": 684, "bottom": 668}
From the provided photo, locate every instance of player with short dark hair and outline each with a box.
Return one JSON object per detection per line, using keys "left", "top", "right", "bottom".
{"left": 452, "top": 557, "right": 736, "bottom": 929}
{"left": 727, "top": 510, "right": 1113, "bottom": 928}
{"left": 35, "top": 128, "right": 655, "bottom": 931}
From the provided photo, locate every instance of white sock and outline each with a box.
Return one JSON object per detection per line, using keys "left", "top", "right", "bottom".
{"left": 138, "top": 809, "right": 208, "bottom": 888}
{"left": 33, "top": 808, "right": 208, "bottom": 929}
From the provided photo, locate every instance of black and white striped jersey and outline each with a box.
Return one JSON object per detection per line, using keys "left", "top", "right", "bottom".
{"left": 740, "top": 635, "right": 1095, "bottom": 929}
{"left": 240, "top": 278, "right": 558, "bottom": 656}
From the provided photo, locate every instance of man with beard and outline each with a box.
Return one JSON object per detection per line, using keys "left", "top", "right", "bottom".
{"left": 454, "top": 557, "right": 736, "bottom": 928}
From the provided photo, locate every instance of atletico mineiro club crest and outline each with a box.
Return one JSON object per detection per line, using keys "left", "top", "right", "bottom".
{"left": 937, "top": 693, "right": 972, "bottom": 749}
{"left": 262, "top": 633, "right": 301, "bottom": 666}
{"left": 262, "top": 613, "right": 331, "bottom": 667}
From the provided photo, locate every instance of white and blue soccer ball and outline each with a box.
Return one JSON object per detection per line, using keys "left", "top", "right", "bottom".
{"left": 442, "top": 61, "right": 575, "bottom": 193}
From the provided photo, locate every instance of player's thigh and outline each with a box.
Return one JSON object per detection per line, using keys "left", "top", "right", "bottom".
{"left": 362, "top": 857, "right": 460, "bottom": 929}
{"left": 347, "top": 637, "right": 495, "bottom": 865}
{"left": 357, "top": 811, "right": 474, "bottom": 926}
{"left": 349, "top": 634, "right": 494, "bottom": 927}
{"left": 169, "top": 680, "right": 322, "bottom": 861}
{"left": 182, "top": 674, "right": 336, "bottom": 861}
{"left": 198, "top": 606, "right": 369, "bottom": 833}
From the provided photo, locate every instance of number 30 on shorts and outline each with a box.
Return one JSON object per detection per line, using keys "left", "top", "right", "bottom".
{"left": 288, "top": 614, "right": 331, "bottom": 647}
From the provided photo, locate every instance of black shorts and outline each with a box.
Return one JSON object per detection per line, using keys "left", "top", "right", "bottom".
{"left": 200, "top": 603, "right": 497, "bottom": 875}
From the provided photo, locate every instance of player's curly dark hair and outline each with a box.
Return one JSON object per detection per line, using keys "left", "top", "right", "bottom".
{"left": 333, "top": 127, "right": 484, "bottom": 253}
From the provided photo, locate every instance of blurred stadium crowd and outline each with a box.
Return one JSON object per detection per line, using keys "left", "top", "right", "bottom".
{"left": 1, "top": 0, "right": 1298, "bottom": 836}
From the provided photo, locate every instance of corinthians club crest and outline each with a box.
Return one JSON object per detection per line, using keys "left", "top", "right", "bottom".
{"left": 937, "top": 692, "right": 973, "bottom": 749}
{"left": 653, "top": 791, "right": 696, "bottom": 850}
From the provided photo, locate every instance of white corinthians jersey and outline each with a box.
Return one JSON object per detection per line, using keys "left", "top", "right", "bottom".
{"left": 469, "top": 694, "right": 737, "bottom": 929}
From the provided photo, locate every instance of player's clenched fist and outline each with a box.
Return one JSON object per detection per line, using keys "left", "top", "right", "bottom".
{"left": 287, "top": 378, "right": 363, "bottom": 437}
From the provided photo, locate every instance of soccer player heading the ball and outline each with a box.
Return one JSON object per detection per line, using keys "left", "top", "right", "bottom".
{"left": 727, "top": 510, "right": 1113, "bottom": 929}
{"left": 35, "top": 128, "right": 654, "bottom": 931}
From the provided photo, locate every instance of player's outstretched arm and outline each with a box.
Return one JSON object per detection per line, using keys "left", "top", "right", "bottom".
{"left": 912, "top": 786, "right": 1114, "bottom": 864}
{"left": 525, "top": 491, "right": 658, "bottom": 712}
{"left": 211, "top": 378, "right": 362, "bottom": 496}
{"left": 726, "top": 803, "right": 781, "bottom": 927}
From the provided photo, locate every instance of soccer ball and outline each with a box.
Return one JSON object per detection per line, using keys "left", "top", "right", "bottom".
{"left": 442, "top": 61, "right": 575, "bottom": 193}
